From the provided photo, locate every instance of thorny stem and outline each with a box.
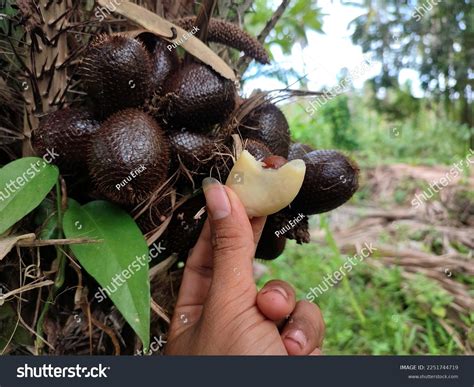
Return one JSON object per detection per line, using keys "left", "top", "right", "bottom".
{"left": 23, "top": 0, "right": 71, "bottom": 157}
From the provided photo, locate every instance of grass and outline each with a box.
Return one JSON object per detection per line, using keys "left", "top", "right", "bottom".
{"left": 263, "top": 94, "right": 473, "bottom": 354}
{"left": 257, "top": 225, "right": 464, "bottom": 355}
{"left": 281, "top": 93, "right": 473, "bottom": 167}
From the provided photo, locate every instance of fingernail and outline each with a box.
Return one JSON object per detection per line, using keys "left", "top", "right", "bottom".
{"left": 202, "top": 177, "right": 231, "bottom": 220}
{"left": 261, "top": 286, "right": 288, "bottom": 300}
{"left": 284, "top": 329, "right": 308, "bottom": 350}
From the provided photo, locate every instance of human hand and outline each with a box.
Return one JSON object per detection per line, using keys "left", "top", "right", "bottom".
{"left": 165, "top": 177, "right": 325, "bottom": 355}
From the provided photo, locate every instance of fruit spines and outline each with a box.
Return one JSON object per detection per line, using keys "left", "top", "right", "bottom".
{"left": 80, "top": 34, "right": 153, "bottom": 119}
{"left": 239, "top": 103, "right": 291, "bottom": 158}
{"left": 31, "top": 107, "right": 100, "bottom": 172}
{"left": 149, "top": 38, "right": 180, "bottom": 95}
{"left": 160, "top": 62, "right": 237, "bottom": 131}
{"left": 87, "top": 109, "right": 170, "bottom": 205}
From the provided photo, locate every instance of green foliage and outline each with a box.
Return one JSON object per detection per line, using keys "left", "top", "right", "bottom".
{"left": 351, "top": 94, "right": 472, "bottom": 166}
{"left": 0, "top": 158, "right": 59, "bottom": 234}
{"left": 243, "top": 0, "right": 324, "bottom": 84}
{"left": 257, "top": 231, "right": 466, "bottom": 355}
{"left": 320, "top": 95, "right": 359, "bottom": 150}
{"left": 281, "top": 102, "right": 331, "bottom": 149}
{"left": 63, "top": 200, "right": 151, "bottom": 350}
{"left": 350, "top": 0, "right": 473, "bottom": 130}
{"left": 282, "top": 95, "right": 358, "bottom": 151}
{"left": 246, "top": 0, "right": 324, "bottom": 54}
{"left": 369, "top": 82, "right": 422, "bottom": 121}
{"left": 282, "top": 93, "right": 471, "bottom": 166}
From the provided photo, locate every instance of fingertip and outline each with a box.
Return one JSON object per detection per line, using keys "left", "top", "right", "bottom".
{"left": 309, "top": 348, "right": 323, "bottom": 356}
{"left": 257, "top": 280, "right": 296, "bottom": 321}
{"left": 283, "top": 330, "right": 308, "bottom": 356}
{"left": 280, "top": 300, "right": 325, "bottom": 356}
{"left": 203, "top": 177, "right": 231, "bottom": 220}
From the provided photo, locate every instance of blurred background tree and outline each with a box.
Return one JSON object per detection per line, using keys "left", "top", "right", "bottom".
{"left": 348, "top": 0, "right": 473, "bottom": 146}
{"left": 241, "top": 0, "right": 324, "bottom": 85}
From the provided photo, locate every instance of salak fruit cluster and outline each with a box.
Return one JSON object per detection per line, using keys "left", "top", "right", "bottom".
{"left": 31, "top": 18, "right": 359, "bottom": 260}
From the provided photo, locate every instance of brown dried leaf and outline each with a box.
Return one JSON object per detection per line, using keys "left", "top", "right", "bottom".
{"left": 96, "top": 0, "right": 236, "bottom": 81}
{"left": 0, "top": 233, "right": 36, "bottom": 261}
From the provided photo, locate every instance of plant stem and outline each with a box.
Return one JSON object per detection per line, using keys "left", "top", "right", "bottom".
{"left": 35, "top": 180, "right": 66, "bottom": 353}
{"left": 320, "top": 214, "right": 366, "bottom": 325}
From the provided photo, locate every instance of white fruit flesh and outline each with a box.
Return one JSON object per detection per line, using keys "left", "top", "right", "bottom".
{"left": 225, "top": 150, "right": 306, "bottom": 217}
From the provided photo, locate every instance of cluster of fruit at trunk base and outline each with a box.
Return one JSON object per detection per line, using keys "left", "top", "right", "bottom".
{"left": 31, "top": 20, "right": 359, "bottom": 261}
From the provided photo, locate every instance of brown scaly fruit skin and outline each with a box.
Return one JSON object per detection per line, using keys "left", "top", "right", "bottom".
{"left": 243, "top": 139, "right": 272, "bottom": 161}
{"left": 209, "top": 139, "right": 274, "bottom": 184}
{"left": 211, "top": 138, "right": 274, "bottom": 183}
{"left": 239, "top": 103, "right": 291, "bottom": 158}
{"left": 149, "top": 39, "right": 180, "bottom": 95}
{"left": 80, "top": 34, "right": 152, "bottom": 119}
{"left": 169, "top": 130, "right": 216, "bottom": 172}
{"left": 288, "top": 142, "right": 314, "bottom": 161}
{"left": 290, "top": 150, "right": 359, "bottom": 215}
{"left": 256, "top": 207, "right": 310, "bottom": 260}
{"left": 168, "top": 130, "right": 230, "bottom": 186}
{"left": 133, "top": 34, "right": 180, "bottom": 95}
{"left": 88, "top": 109, "right": 170, "bottom": 205}
{"left": 255, "top": 215, "right": 287, "bottom": 260}
{"left": 160, "top": 194, "right": 207, "bottom": 259}
{"left": 31, "top": 107, "right": 100, "bottom": 172}
{"left": 160, "top": 62, "right": 237, "bottom": 131}
{"left": 174, "top": 17, "right": 270, "bottom": 64}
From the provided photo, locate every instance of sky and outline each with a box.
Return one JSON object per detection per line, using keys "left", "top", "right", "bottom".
{"left": 243, "top": 0, "right": 423, "bottom": 97}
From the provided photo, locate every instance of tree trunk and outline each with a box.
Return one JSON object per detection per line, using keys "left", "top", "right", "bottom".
{"left": 22, "top": 0, "right": 71, "bottom": 157}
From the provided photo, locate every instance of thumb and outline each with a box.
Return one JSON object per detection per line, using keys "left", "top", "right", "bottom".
{"left": 202, "top": 177, "right": 256, "bottom": 293}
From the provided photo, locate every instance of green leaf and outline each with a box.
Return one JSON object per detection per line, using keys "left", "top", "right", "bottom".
{"left": 0, "top": 158, "right": 59, "bottom": 234}
{"left": 62, "top": 200, "right": 150, "bottom": 349}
